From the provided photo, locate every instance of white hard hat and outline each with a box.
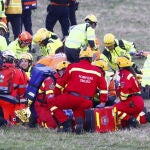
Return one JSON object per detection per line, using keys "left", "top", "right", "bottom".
{"left": 2, "top": 50, "right": 15, "bottom": 58}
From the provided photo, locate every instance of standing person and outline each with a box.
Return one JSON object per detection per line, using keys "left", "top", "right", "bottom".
{"left": 44, "top": 48, "right": 107, "bottom": 134}
{"left": 114, "top": 56, "right": 144, "bottom": 128}
{"left": 45, "top": 0, "right": 70, "bottom": 40}
{"left": 68, "top": 0, "right": 79, "bottom": 26}
{"left": 64, "top": 14, "right": 98, "bottom": 63}
{"left": 100, "top": 33, "right": 142, "bottom": 74}
{"left": 22, "top": 0, "right": 37, "bottom": 35}
{"left": 5, "top": 0, "right": 22, "bottom": 39}
{"left": 6, "top": 31, "right": 32, "bottom": 58}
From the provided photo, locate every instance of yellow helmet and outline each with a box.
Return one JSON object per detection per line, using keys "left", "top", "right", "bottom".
{"left": 56, "top": 61, "right": 70, "bottom": 70}
{"left": 79, "top": 47, "right": 94, "bottom": 58}
{"left": 33, "top": 28, "right": 50, "bottom": 43}
{"left": 104, "top": 33, "right": 115, "bottom": 47}
{"left": 116, "top": 56, "right": 133, "bottom": 67}
{"left": 0, "top": 22, "right": 8, "bottom": 32}
{"left": 92, "top": 59, "right": 108, "bottom": 71}
{"left": 84, "top": 14, "right": 97, "bottom": 23}
{"left": 20, "top": 53, "right": 33, "bottom": 61}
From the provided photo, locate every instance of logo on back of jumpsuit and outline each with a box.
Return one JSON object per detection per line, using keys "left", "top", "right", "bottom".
{"left": 101, "top": 116, "right": 109, "bottom": 125}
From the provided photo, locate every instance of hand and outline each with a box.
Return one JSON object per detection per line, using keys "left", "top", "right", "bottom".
{"left": 96, "top": 102, "right": 105, "bottom": 108}
{"left": 27, "top": 99, "right": 33, "bottom": 107}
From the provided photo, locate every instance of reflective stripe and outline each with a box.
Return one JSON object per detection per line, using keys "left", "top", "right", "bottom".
{"left": 38, "top": 89, "right": 43, "bottom": 93}
{"left": 127, "top": 73, "right": 133, "bottom": 80}
{"left": 0, "top": 94, "right": 18, "bottom": 103}
{"left": 100, "top": 90, "right": 108, "bottom": 94}
{"left": 56, "top": 83, "right": 63, "bottom": 89}
{"left": 20, "top": 98, "right": 27, "bottom": 103}
{"left": 46, "top": 90, "right": 54, "bottom": 94}
{"left": 19, "top": 84, "right": 27, "bottom": 88}
{"left": 69, "top": 68, "right": 101, "bottom": 77}
{"left": 50, "top": 106, "right": 58, "bottom": 112}
{"left": 119, "top": 113, "right": 127, "bottom": 120}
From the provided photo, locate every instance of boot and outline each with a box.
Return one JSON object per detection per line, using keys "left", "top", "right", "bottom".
{"left": 145, "top": 112, "right": 150, "bottom": 122}
{"left": 0, "top": 116, "right": 7, "bottom": 127}
{"left": 128, "top": 117, "right": 139, "bottom": 128}
{"left": 57, "top": 119, "right": 73, "bottom": 133}
{"left": 75, "top": 117, "right": 84, "bottom": 134}
{"left": 28, "top": 115, "right": 37, "bottom": 128}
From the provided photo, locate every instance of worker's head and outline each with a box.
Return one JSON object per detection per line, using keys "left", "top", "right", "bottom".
{"left": 18, "top": 31, "right": 32, "bottom": 48}
{"left": 103, "top": 33, "right": 115, "bottom": 51}
{"left": 56, "top": 61, "right": 70, "bottom": 77}
{"left": 84, "top": 14, "right": 97, "bottom": 28}
{"left": 33, "top": 28, "right": 50, "bottom": 46}
{"left": 0, "top": 22, "right": 8, "bottom": 36}
{"left": 92, "top": 59, "right": 108, "bottom": 71}
{"left": 2, "top": 50, "right": 16, "bottom": 63}
{"left": 19, "top": 52, "right": 33, "bottom": 72}
{"left": 79, "top": 47, "right": 94, "bottom": 62}
{"left": 116, "top": 56, "right": 133, "bottom": 68}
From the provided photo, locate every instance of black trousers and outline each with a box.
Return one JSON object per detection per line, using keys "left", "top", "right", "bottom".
{"left": 46, "top": 5, "right": 70, "bottom": 38}
{"left": 64, "top": 46, "right": 80, "bottom": 63}
{"left": 22, "top": 9, "right": 33, "bottom": 35}
{"left": 6, "top": 14, "right": 22, "bottom": 39}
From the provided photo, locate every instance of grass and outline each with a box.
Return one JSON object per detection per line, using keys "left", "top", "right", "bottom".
{"left": 2, "top": 0, "right": 150, "bottom": 149}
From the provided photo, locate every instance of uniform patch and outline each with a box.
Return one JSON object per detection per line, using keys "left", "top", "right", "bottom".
{"left": 120, "top": 82, "right": 125, "bottom": 88}
{"left": 49, "top": 83, "right": 55, "bottom": 90}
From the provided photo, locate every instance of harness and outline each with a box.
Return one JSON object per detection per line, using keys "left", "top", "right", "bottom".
{"left": 69, "top": 91, "right": 93, "bottom": 100}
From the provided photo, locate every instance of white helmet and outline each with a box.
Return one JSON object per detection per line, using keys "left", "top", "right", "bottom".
{"left": 2, "top": 50, "right": 15, "bottom": 59}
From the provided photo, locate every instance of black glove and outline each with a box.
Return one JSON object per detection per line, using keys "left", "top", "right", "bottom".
{"left": 132, "top": 63, "right": 142, "bottom": 74}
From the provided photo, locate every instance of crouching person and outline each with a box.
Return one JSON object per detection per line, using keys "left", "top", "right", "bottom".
{"left": 0, "top": 50, "right": 27, "bottom": 126}
{"left": 114, "top": 56, "right": 146, "bottom": 128}
{"left": 46, "top": 47, "right": 108, "bottom": 134}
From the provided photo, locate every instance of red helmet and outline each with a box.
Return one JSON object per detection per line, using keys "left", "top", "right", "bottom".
{"left": 18, "top": 31, "right": 32, "bottom": 45}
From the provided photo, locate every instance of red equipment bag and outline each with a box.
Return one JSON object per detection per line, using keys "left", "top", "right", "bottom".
{"left": 85, "top": 106, "right": 118, "bottom": 133}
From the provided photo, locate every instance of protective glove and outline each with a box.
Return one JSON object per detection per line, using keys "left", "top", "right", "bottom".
{"left": 27, "top": 99, "right": 33, "bottom": 107}
{"left": 96, "top": 102, "right": 105, "bottom": 108}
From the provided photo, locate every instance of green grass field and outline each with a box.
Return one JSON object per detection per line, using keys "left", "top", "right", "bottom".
{"left": 2, "top": 0, "right": 150, "bottom": 149}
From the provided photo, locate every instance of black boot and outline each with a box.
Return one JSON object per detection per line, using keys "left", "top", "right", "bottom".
{"left": 0, "top": 117, "right": 7, "bottom": 127}
{"left": 75, "top": 117, "right": 84, "bottom": 134}
{"left": 28, "top": 115, "right": 37, "bottom": 128}
{"left": 145, "top": 112, "right": 150, "bottom": 122}
{"left": 128, "top": 117, "right": 139, "bottom": 128}
{"left": 57, "top": 119, "right": 73, "bottom": 133}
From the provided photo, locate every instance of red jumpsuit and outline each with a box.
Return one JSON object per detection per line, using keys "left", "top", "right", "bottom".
{"left": 47, "top": 59, "right": 108, "bottom": 124}
{"left": 0, "top": 63, "right": 27, "bottom": 125}
{"left": 114, "top": 69, "right": 145, "bottom": 126}
{"left": 34, "top": 76, "right": 57, "bottom": 128}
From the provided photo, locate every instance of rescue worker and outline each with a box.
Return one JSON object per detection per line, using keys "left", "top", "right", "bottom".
{"left": 33, "top": 28, "right": 63, "bottom": 57}
{"left": 100, "top": 33, "right": 142, "bottom": 74}
{"left": 114, "top": 56, "right": 144, "bottom": 128}
{"left": 46, "top": 0, "right": 70, "bottom": 40}
{"left": 34, "top": 61, "right": 70, "bottom": 129}
{"left": 64, "top": 14, "right": 98, "bottom": 63}
{"left": 19, "top": 52, "right": 33, "bottom": 77}
{"left": 5, "top": 0, "right": 22, "bottom": 39}
{"left": 22, "top": 0, "right": 37, "bottom": 35}
{"left": 0, "top": 50, "right": 27, "bottom": 126}
{"left": 0, "top": 22, "right": 8, "bottom": 50}
{"left": 44, "top": 47, "right": 107, "bottom": 134}
{"left": 6, "top": 31, "right": 32, "bottom": 58}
